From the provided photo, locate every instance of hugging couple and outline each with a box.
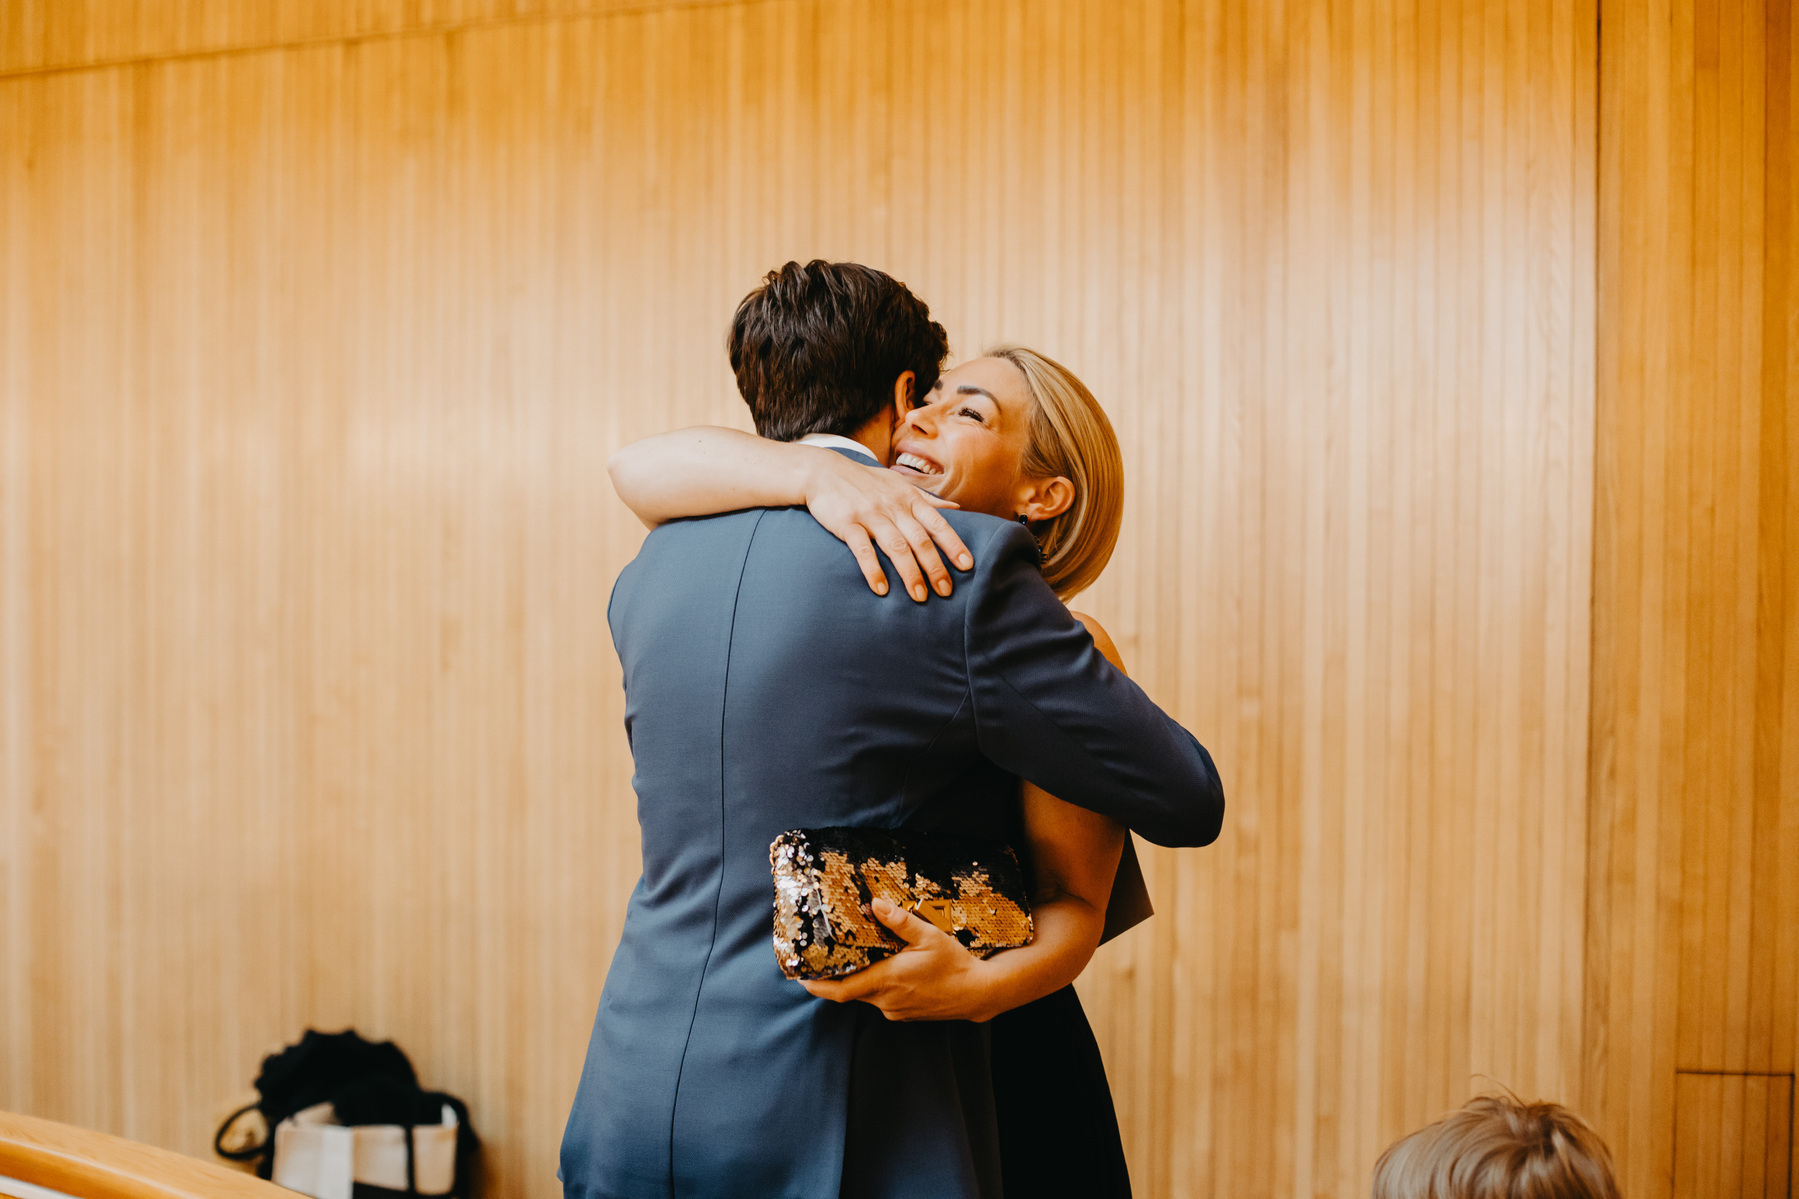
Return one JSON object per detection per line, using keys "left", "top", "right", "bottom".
{"left": 559, "top": 261, "right": 1225, "bottom": 1199}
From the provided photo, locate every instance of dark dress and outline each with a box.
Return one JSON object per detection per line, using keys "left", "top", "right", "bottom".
{"left": 991, "top": 987, "right": 1133, "bottom": 1199}
{"left": 987, "top": 832, "right": 1150, "bottom": 1199}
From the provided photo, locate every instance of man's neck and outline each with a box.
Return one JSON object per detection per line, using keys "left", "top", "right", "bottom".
{"left": 845, "top": 415, "right": 892, "bottom": 465}
{"left": 796, "top": 432, "right": 880, "bottom": 464}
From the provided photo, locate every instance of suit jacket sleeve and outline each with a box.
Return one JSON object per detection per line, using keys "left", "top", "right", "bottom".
{"left": 963, "top": 521, "right": 1225, "bottom": 848}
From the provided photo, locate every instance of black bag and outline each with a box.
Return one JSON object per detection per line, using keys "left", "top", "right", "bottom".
{"left": 215, "top": 1030, "right": 477, "bottom": 1199}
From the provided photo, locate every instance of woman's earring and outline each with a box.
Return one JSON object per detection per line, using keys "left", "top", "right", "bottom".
{"left": 1015, "top": 514, "right": 1043, "bottom": 563}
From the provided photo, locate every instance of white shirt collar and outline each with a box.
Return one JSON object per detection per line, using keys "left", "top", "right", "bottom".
{"left": 797, "top": 432, "right": 880, "bottom": 464}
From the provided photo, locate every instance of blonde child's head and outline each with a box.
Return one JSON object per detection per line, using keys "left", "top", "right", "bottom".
{"left": 1370, "top": 1095, "right": 1621, "bottom": 1199}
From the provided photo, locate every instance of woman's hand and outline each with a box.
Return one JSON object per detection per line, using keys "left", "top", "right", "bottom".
{"left": 799, "top": 898, "right": 999, "bottom": 1022}
{"left": 800, "top": 453, "right": 972, "bottom": 602}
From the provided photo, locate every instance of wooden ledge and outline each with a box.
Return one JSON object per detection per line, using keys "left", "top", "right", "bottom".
{"left": 0, "top": 1112, "right": 289, "bottom": 1199}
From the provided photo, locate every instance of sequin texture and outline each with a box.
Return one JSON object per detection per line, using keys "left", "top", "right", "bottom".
{"left": 769, "top": 827, "right": 1035, "bottom": 980}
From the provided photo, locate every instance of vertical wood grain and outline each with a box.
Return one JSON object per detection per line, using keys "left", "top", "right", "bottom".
{"left": 0, "top": 2, "right": 1598, "bottom": 1196}
{"left": 0, "top": 0, "right": 748, "bottom": 77}
{"left": 1589, "top": 0, "right": 1799, "bottom": 1196}
{"left": 1672, "top": 1073, "right": 1795, "bottom": 1199}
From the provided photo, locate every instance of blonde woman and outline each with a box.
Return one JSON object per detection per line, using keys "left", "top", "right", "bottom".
{"left": 609, "top": 346, "right": 1159, "bottom": 1197}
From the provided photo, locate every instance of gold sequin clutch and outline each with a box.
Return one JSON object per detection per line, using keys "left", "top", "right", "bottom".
{"left": 770, "top": 827, "right": 1035, "bottom": 981}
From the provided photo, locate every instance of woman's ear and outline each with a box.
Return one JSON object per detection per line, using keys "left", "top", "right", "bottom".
{"left": 1015, "top": 476, "right": 1075, "bottom": 524}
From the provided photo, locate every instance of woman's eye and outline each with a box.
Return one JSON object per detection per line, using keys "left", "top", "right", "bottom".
{"left": 959, "top": 407, "right": 985, "bottom": 423}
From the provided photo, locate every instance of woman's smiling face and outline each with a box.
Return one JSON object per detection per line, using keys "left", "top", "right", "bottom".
{"left": 889, "top": 357, "right": 1038, "bottom": 519}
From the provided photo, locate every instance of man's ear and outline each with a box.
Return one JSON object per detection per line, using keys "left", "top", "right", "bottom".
{"left": 889, "top": 371, "right": 916, "bottom": 428}
{"left": 1015, "top": 476, "right": 1075, "bottom": 524}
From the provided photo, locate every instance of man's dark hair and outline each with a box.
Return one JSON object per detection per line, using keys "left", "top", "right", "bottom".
{"left": 727, "top": 261, "right": 950, "bottom": 441}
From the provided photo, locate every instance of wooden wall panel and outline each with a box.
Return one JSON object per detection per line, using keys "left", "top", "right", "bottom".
{"left": 0, "top": 3, "right": 1597, "bottom": 1197}
{"left": 1672, "top": 1073, "right": 1795, "bottom": 1199}
{"left": 0, "top": 1, "right": 743, "bottom": 77}
{"left": 1589, "top": 0, "right": 1799, "bottom": 1196}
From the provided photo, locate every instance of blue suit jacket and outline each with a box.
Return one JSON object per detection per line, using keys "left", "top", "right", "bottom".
{"left": 560, "top": 485, "right": 1223, "bottom": 1199}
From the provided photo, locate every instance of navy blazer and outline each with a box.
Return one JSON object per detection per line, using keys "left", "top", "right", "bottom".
{"left": 560, "top": 483, "right": 1223, "bottom": 1199}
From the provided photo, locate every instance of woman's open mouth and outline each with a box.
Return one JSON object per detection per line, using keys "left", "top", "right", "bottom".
{"left": 893, "top": 451, "right": 943, "bottom": 477}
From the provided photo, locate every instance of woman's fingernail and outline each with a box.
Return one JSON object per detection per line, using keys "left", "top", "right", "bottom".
{"left": 958, "top": 554, "right": 973, "bottom": 569}
{"left": 936, "top": 580, "right": 951, "bottom": 596}
{"left": 911, "top": 584, "right": 926, "bottom": 602}
{"left": 875, "top": 581, "right": 888, "bottom": 595}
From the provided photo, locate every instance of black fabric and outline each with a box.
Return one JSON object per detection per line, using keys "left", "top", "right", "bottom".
{"left": 1098, "top": 836, "right": 1154, "bottom": 946}
{"left": 989, "top": 986, "right": 1132, "bottom": 1199}
{"left": 333, "top": 1075, "right": 450, "bottom": 1128}
{"left": 840, "top": 1008, "right": 1001, "bottom": 1199}
{"left": 214, "top": 1029, "right": 477, "bottom": 1198}
{"left": 254, "top": 1031, "right": 419, "bottom": 1129}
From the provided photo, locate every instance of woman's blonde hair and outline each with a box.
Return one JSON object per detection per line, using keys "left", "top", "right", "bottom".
{"left": 984, "top": 345, "right": 1123, "bottom": 599}
{"left": 1370, "top": 1095, "right": 1621, "bottom": 1199}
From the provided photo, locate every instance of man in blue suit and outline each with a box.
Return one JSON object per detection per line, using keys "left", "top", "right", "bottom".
{"left": 560, "top": 261, "right": 1223, "bottom": 1199}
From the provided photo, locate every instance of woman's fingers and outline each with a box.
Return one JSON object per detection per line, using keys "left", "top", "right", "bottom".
{"left": 869, "top": 897, "right": 937, "bottom": 944}
{"left": 801, "top": 967, "right": 915, "bottom": 1020}
{"left": 803, "top": 464, "right": 974, "bottom": 599}
{"left": 892, "top": 511, "right": 954, "bottom": 598}
{"left": 797, "top": 905, "right": 975, "bottom": 1021}
{"left": 837, "top": 511, "right": 941, "bottom": 602}
{"left": 910, "top": 501, "right": 974, "bottom": 573}
{"left": 800, "top": 977, "right": 856, "bottom": 1002}
{"left": 871, "top": 501, "right": 971, "bottom": 601}
{"left": 842, "top": 526, "right": 889, "bottom": 596}
{"left": 801, "top": 961, "right": 890, "bottom": 1003}
{"left": 878, "top": 524, "right": 933, "bottom": 603}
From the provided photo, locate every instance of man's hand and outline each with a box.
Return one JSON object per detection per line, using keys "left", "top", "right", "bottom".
{"left": 800, "top": 452, "right": 973, "bottom": 602}
{"left": 800, "top": 897, "right": 996, "bottom": 1022}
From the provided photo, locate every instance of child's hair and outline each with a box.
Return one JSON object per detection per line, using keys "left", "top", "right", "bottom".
{"left": 1370, "top": 1094, "right": 1622, "bottom": 1199}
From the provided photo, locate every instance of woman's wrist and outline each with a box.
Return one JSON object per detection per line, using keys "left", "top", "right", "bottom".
{"left": 959, "top": 955, "right": 1027, "bottom": 1024}
{"left": 957, "top": 896, "right": 1105, "bottom": 1022}
{"left": 795, "top": 442, "right": 856, "bottom": 505}
{"left": 918, "top": 944, "right": 1004, "bottom": 1023}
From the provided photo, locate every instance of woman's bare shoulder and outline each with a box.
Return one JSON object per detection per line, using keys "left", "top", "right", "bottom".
{"left": 1068, "top": 610, "right": 1126, "bottom": 675}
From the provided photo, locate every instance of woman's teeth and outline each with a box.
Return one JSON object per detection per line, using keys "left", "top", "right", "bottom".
{"left": 896, "top": 452, "right": 941, "bottom": 476}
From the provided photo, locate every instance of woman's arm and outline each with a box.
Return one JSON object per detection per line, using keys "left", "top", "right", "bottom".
{"left": 801, "top": 614, "right": 1132, "bottom": 1021}
{"left": 960, "top": 780, "right": 1125, "bottom": 1020}
{"left": 607, "top": 426, "right": 973, "bottom": 601}
{"left": 607, "top": 426, "right": 819, "bottom": 526}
